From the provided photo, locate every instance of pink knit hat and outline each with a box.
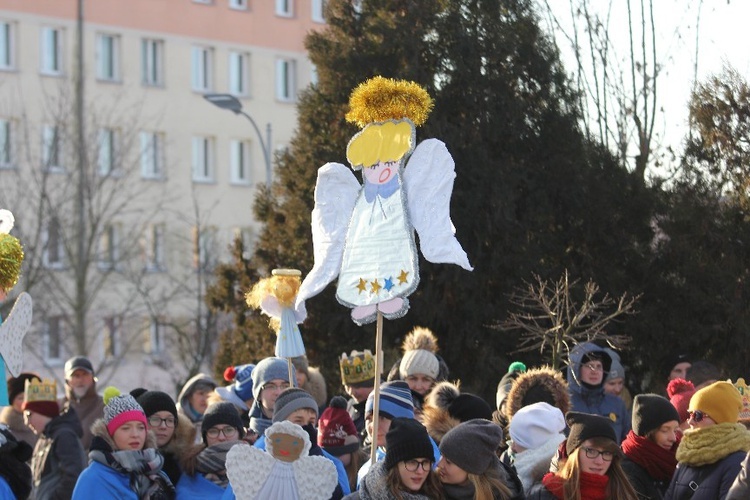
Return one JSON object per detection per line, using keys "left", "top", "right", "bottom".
{"left": 667, "top": 378, "right": 696, "bottom": 423}
{"left": 103, "top": 387, "right": 148, "bottom": 436}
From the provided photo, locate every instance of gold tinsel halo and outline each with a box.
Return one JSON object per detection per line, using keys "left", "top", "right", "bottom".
{"left": 0, "top": 233, "right": 23, "bottom": 291}
{"left": 345, "top": 76, "right": 434, "bottom": 128}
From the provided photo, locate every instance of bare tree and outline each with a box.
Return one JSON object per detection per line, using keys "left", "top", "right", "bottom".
{"left": 500, "top": 270, "right": 639, "bottom": 369}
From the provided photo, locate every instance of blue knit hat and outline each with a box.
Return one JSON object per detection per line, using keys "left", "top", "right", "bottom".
{"left": 365, "top": 381, "right": 414, "bottom": 420}
{"left": 217, "top": 364, "right": 255, "bottom": 403}
{"left": 251, "top": 357, "right": 294, "bottom": 401}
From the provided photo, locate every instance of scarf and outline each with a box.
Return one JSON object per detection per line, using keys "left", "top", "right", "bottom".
{"left": 248, "top": 401, "right": 272, "bottom": 436}
{"left": 359, "top": 461, "right": 433, "bottom": 500}
{"left": 542, "top": 471, "right": 609, "bottom": 500}
{"left": 363, "top": 175, "right": 400, "bottom": 203}
{"left": 621, "top": 430, "right": 678, "bottom": 481}
{"left": 676, "top": 422, "right": 750, "bottom": 466}
{"left": 195, "top": 441, "right": 234, "bottom": 488}
{"left": 89, "top": 436, "right": 173, "bottom": 499}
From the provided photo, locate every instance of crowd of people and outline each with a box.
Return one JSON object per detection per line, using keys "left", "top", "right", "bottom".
{"left": 2, "top": 327, "right": 750, "bottom": 499}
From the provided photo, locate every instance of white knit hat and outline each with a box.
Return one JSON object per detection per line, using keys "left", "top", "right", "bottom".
{"left": 509, "top": 402, "right": 565, "bottom": 450}
{"left": 399, "top": 349, "right": 439, "bottom": 379}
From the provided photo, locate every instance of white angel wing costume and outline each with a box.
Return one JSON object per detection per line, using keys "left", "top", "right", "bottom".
{"left": 0, "top": 292, "right": 32, "bottom": 377}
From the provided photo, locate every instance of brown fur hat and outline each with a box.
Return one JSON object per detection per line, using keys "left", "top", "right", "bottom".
{"left": 505, "top": 366, "right": 570, "bottom": 422}
{"left": 421, "top": 381, "right": 492, "bottom": 444}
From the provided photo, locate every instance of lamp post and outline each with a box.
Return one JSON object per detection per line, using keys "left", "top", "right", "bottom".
{"left": 203, "top": 93, "right": 272, "bottom": 188}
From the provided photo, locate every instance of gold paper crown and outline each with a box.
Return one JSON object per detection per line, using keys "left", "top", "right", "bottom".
{"left": 24, "top": 378, "right": 57, "bottom": 403}
{"left": 733, "top": 378, "right": 750, "bottom": 419}
{"left": 340, "top": 350, "right": 376, "bottom": 385}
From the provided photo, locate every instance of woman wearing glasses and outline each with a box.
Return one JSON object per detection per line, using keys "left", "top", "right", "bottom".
{"left": 176, "top": 401, "right": 246, "bottom": 499}
{"left": 663, "top": 381, "right": 750, "bottom": 500}
{"left": 527, "top": 411, "right": 638, "bottom": 500}
{"left": 345, "top": 417, "right": 444, "bottom": 499}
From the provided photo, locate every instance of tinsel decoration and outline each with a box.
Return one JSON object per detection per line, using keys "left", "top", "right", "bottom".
{"left": 0, "top": 209, "right": 23, "bottom": 291}
{"left": 345, "top": 76, "right": 433, "bottom": 128}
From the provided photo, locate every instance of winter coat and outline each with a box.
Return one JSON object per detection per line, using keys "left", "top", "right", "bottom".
{"left": 567, "top": 342, "right": 630, "bottom": 442}
{"left": 176, "top": 472, "right": 225, "bottom": 499}
{"left": 525, "top": 481, "right": 556, "bottom": 500}
{"left": 61, "top": 381, "right": 104, "bottom": 451}
{"left": 0, "top": 479, "right": 14, "bottom": 500}
{"left": 0, "top": 425, "right": 33, "bottom": 499}
{"left": 344, "top": 461, "right": 435, "bottom": 500}
{"left": 0, "top": 405, "right": 37, "bottom": 449}
{"left": 31, "top": 406, "right": 87, "bottom": 500}
{"left": 664, "top": 423, "right": 750, "bottom": 500}
{"left": 441, "top": 458, "right": 525, "bottom": 500}
{"left": 347, "top": 397, "right": 368, "bottom": 445}
{"left": 727, "top": 450, "right": 750, "bottom": 500}
{"left": 621, "top": 456, "right": 670, "bottom": 500}
{"left": 160, "top": 413, "right": 197, "bottom": 486}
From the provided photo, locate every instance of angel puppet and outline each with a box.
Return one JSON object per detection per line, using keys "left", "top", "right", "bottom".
{"left": 296, "top": 77, "right": 472, "bottom": 325}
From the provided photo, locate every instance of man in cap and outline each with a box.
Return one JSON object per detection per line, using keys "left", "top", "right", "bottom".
{"left": 60, "top": 355, "right": 103, "bottom": 450}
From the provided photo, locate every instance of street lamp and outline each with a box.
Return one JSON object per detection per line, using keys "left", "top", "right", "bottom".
{"left": 203, "top": 93, "right": 272, "bottom": 188}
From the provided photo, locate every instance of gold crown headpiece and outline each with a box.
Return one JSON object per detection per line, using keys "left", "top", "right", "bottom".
{"left": 345, "top": 76, "right": 433, "bottom": 129}
{"left": 340, "top": 350, "right": 376, "bottom": 385}
{"left": 24, "top": 378, "right": 57, "bottom": 403}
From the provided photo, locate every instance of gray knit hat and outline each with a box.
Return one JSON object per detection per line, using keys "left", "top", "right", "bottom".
{"left": 273, "top": 388, "right": 318, "bottom": 423}
{"left": 251, "top": 357, "right": 294, "bottom": 401}
{"left": 439, "top": 419, "right": 503, "bottom": 475}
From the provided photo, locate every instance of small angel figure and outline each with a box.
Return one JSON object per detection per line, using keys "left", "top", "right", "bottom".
{"left": 296, "top": 77, "right": 472, "bottom": 325}
{"left": 246, "top": 269, "right": 306, "bottom": 358}
{"left": 225, "top": 420, "right": 338, "bottom": 500}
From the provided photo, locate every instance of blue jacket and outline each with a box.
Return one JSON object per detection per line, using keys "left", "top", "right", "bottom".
{"left": 176, "top": 472, "right": 226, "bottom": 499}
{"left": 567, "top": 342, "right": 630, "bottom": 442}
{"left": 72, "top": 461, "right": 137, "bottom": 499}
{"left": 665, "top": 450, "right": 746, "bottom": 500}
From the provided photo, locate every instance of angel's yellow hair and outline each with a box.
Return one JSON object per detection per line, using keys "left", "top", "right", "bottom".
{"left": 346, "top": 120, "right": 414, "bottom": 170}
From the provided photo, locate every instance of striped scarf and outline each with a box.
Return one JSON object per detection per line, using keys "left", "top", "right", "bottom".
{"left": 195, "top": 441, "right": 235, "bottom": 488}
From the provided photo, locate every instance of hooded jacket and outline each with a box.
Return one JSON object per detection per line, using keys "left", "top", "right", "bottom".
{"left": 31, "top": 406, "right": 87, "bottom": 500}
{"left": 177, "top": 373, "right": 217, "bottom": 443}
{"left": 567, "top": 342, "right": 630, "bottom": 442}
{"left": 62, "top": 380, "right": 104, "bottom": 451}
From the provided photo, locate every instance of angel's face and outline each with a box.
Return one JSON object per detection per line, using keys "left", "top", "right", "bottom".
{"left": 364, "top": 160, "right": 399, "bottom": 185}
{"left": 270, "top": 432, "right": 305, "bottom": 462}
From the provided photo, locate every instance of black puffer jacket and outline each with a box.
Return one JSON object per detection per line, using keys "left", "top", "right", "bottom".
{"left": 664, "top": 451, "right": 746, "bottom": 500}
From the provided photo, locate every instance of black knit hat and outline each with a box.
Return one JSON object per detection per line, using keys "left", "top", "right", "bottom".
{"left": 201, "top": 401, "right": 245, "bottom": 445}
{"left": 440, "top": 419, "right": 503, "bottom": 475}
{"left": 449, "top": 394, "right": 493, "bottom": 422}
{"left": 632, "top": 394, "right": 680, "bottom": 437}
{"left": 565, "top": 411, "right": 617, "bottom": 455}
{"left": 137, "top": 390, "right": 178, "bottom": 424}
{"left": 7, "top": 373, "right": 39, "bottom": 404}
{"left": 384, "top": 418, "right": 434, "bottom": 471}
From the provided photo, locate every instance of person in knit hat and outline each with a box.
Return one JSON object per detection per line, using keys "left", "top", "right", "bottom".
{"left": 291, "top": 355, "right": 328, "bottom": 409}
{"left": 507, "top": 402, "right": 566, "bottom": 494}
{"left": 136, "top": 390, "right": 196, "bottom": 486}
{"left": 72, "top": 387, "right": 173, "bottom": 499}
{"left": 212, "top": 364, "right": 255, "bottom": 427}
{"left": 494, "top": 362, "right": 527, "bottom": 430}
{"left": 340, "top": 350, "right": 378, "bottom": 445}
{"left": 664, "top": 381, "right": 750, "bottom": 500}
{"left": 319, "top": 396, "right": 367, "bottom": 493}
{"left": 527, "top": 411, "right": 638, "bottom": 499}
{"left": 420, "top": 380, "right": 493, "bottom": 444}
{"left": 344, "top": 418, "right": 443, "bottom": 500}
{"left": 247, "top": 356, "right": 294, "bottom": 439}
{"left": 23, "top": 378, "right": 86, "bottom": 500}
{"left": 667, "top": 377, "right": 696, "bottom": 432}
{"left": 176, "top": 401, "right": 245, "bottom": 498}
{"left": 0, "top": 372, "right": 40, "bottom": 448}
{"left": 176, "top": 372, "right": 217, "bottom": 444}
{"left": 437, "top": 419, "right": 524, "bottom": 499}
{"left": 0, "top": 424, "right": 33, "bottom": 499}
{"left": 620, "top": 394, "right": 680, "bottom": 499}
{"left": 603, "top": 348, "right": 633, "bottom": 412}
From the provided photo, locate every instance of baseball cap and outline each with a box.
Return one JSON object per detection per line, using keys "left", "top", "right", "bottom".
{"left": 64, "top": 356, "right": 95, "bottom": 379}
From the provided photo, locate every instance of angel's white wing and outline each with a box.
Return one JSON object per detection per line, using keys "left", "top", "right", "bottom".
{"left": 225, "top": 443, "right": 274, "bottom": 500}
{"left": 0, "top": 292, "right": 32, "bottom": 377}
{"left": 293, "top": 455, "right": 339, "bottom": 500}
{"left": 295, "top": 162, "right": 360, "bottom": 309}
{"left": 403, "top": 139, "right": 473, "bottom": 271}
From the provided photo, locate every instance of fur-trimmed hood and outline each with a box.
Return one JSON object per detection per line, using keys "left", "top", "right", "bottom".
{"left": 90, "top": 418, "right": 158, "bottom": 451}
{"left": 505, "top": 366, "right": 570, "bottom": 421}
{"left": 301, "top": 366, "right": 328, "bottom": 408}
{"left": 161, "top": 413, "right": 196, "bottom": 456}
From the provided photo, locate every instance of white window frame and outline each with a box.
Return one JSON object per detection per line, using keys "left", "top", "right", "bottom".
{"left": 192, "top": 136, "right": 215, "bottom": 182}
{"left": 97, "top": 223, "right": 120, "bottom": 270}
{"left": 144, "top": 223, "right": 166, "bottom": 272}
{"left": 97, "top": 127, "right": 117, "bottom": 176}
{"left": 310, "top": 64, "right": 319, "bottom": 87}
{"left": 229, "top": 0, "right": 248, "bottom": 10}
{"left": 275, "top": 58, "right": 296, "bottom": 102}
{"left": 95, "top": 33, "right": 120, "bottom": 82}
{"left": 232, "top": 226, "right": 255, "bottom": 259}
{"left": 140, "top": 131, "right": 164, "bottom": 179}
{"left": 311, "top": 0, "right": 325, "bottom": 23}
{"left": 141, "top": 38, "right": 164, "bottom": 87}
{"left": 43, "top": 218, "right": 65, "bottom": 269}
{"left": 229, "top": 51, "right": 250, "bottom": 96}
{"left": 42, "top": 124, "right": 64, "bottom": 172}
{"left": 44, "top": 316, "right": 63, "bottom": 362}
{"left": 144, "top": 317, "right": 163, "bottom": 355}
{"left": 0, "top": 21, "right": 16, "bottom": 70}
{"left": 40, "top": 26, "right": 63, "bottom": 75}
{"left": 191, "top": 46, "right": 214, "bottom": 92}
{"left": 230, "top": 139, "right": 252, "bottom": 185}
{"left": 193, "top": 226, "right": 218, "bottom": 271}
{"left": 0, "top": 118, "right": 13, "bottom": 168}
{"left": 276, "top": 0, "right": 294, "bottom": 17}
{"left": 103, "top": 316, "right": 121, "bottom": 358}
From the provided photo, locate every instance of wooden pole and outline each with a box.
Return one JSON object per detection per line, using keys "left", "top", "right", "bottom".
{"left": 369, "top": 309, "right": 384, "bottom": 464}
{"left": 287, "top": 357, "right": 295, "bottom": 387}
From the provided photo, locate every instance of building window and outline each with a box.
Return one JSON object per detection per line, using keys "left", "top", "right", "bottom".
{"left": 143, "top": 317, "right": 163, "bottom": 354}
{"left": 233, "top": 226, "right": 255, "bottom": 259}
{"left": 0, "top": 119, "right": 12, "bottom": 168}
{"left": 275, "top": 58, "right": 296, "bottom": 102}
{"left": 310, "top": 65, "right": 319, "bottom": 87}
{"left": 191, "top": 46, "right": 214, "bottom": 92}
{"left": 276, "top": 0, "right": 294, "bottom": 17}
{"left": 229, "top": 51, "right": 249, "bottom": 96}
{"left": 229, "top": 0, "right": 248, "bottom": 10}
{"left": 312, "top": 0, "right": 325, "bottom": 22}
{"left": 44, "top": 316, "right": 63, "bottom": 361}
{"left": 103, "top": 316, "right": 120, "bottom": 358}
{"left": 97, "top": 128, "right": 117, "bottom": 175}
{"left": 193, "top": 226, "right": 218, "bottom": 271}
{"left": 193, "top": 0, "right": 213, "bottom": 3}
{"left": 97, "top": 224, "right": 119, "bottom": 269}
{"left": 0, "top": 21, "right": 15, "bottom": 70}
{"left": 141, "top": 38, "right": 164, "bottom": 87}
{"left": 40, "top": 26, "right": 63, "bottom": 75}
{"left": 230, "top": 139, "right": 252, "bottom": 185}
{"left": 140, "top": 131, "right": 164, "bottom": 179}
{"left": 42, "top": 124, "right": 64, "bottom": 171}
{"left": 143, "top": 223, "right": 165, "bottom": 272}
{"left": 43, "top": 218, "right": 64, "bottom": 268}
{"left": 96, "top": 33, "right": 120, "bottom": 82}
{"left": 192, "top": 136, "right": 215, "bottom": 182}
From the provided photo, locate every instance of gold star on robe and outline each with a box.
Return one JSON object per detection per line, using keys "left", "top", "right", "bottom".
{"left": 370, "top": 280, "right": 382, "bottom": 294}
{"left": 356, "top": 278, "right": 367, "bottom": 293}
{"left": 397, "top": 270, "right": 409, "bottom": 284}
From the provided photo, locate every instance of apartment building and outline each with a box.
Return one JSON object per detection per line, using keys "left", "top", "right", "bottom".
{"left": 0, "top": 0, "right": 324, "bottom": 393}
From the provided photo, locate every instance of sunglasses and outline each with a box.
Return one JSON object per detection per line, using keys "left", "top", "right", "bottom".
{"left": 688, "top": 410, "right": 711, "bottom": 423}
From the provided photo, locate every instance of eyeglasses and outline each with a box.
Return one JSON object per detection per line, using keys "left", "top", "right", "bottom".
{"left": 403, "top": 459, "right": 432, "bottom": 472}
{"left": 688, "top": 410, "right": 711, "bottom": 423}
{"left": 262, "top": 382, "right": 290, "bottom": 392}
{"left": 206, "top": 426, "right": 238, "bottom": 439}
{"left": 582, "top": 447, "right": 614, "bottom": 461}
{"left": 583, "top": 363, "right": 604, "bottom": 372}
{"left": 148, "top": 416, "right": 176, "bottom": 428}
